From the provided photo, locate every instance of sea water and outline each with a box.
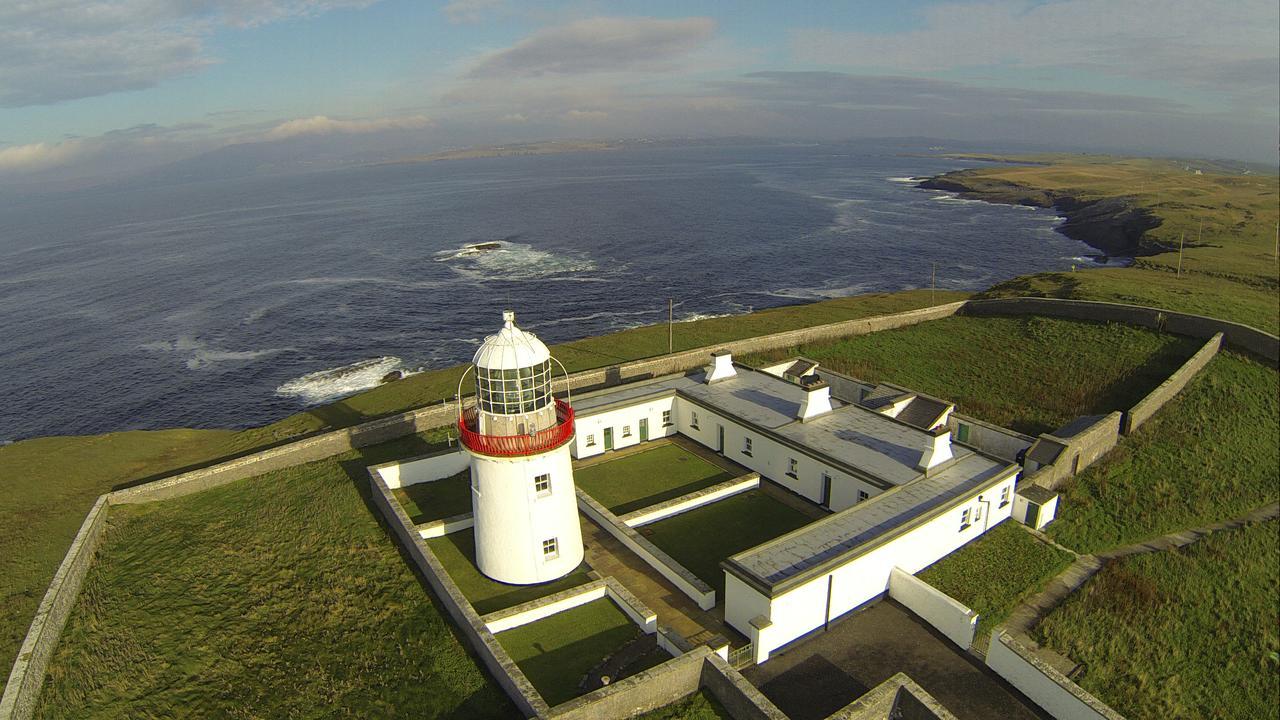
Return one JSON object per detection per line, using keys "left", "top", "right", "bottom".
{"left": 0, "top": 143, "right": 1095, "bottom": 440}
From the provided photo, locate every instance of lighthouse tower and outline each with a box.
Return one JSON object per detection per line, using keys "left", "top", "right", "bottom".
{"left": 457, "top": 310, "right": 584, "bottom": 584}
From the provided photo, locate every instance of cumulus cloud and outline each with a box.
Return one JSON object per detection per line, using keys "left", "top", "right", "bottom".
{"left": 264, "top": 114, "right": 432, "bottom": 140}
{"left": 465, "top": 16, "right": 716, "bottom": 79}
{"left": 0, "top": 140, "right": 87, "bottom": 172}
{"left": 561, "top": 109, "right": 609, "bottom": 122}
{"left": 792, "top": 0, "right": 1279, "bottom": 113}
{"left": 0, "top": 0, "right": 379, "bottom": 107}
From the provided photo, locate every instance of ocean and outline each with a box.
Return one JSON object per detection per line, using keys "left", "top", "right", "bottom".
{"left": 0, "top": 142, "right": 1099, "bottom": 441}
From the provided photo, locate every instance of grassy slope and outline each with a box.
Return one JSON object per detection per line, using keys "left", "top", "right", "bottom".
{"left": 745, "top": 315, "right": 1200, "bottom": 436}
{"left": 574, "top": 444, "right": 734, "bottom": 515}
{"left": 1035, "top": 520, "right": 1280, "bottom": 720}
{"left": 33, "top": 431, "right": 516, "bottom": 720}
{"left": 0, "top": 288, "right": 962, "bottom": 691}
{"left": 918, "top": 521, "right": 1074, "bottom": 647}
{"left": 1048, "top": 352, "right": 1279, "bottom": 554}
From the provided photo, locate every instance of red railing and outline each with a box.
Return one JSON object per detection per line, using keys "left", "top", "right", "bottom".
{"left": 458, "top": 398, "right": 575, "bottom": 457}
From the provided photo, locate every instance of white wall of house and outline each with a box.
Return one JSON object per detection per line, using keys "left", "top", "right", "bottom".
{"left": 375, "top": 450, "right": 469, "bottom": 489}
{"left": 725, "top": 474, "right": 1017, "bottom": 663}
{"left": 572, "top": 396, "right": 678, "bottom": 459}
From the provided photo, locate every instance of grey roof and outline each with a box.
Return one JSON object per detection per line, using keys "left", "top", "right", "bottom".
{"left": 860, "top": 383, "right": 913, "bottom": 410}
{"left": 1017, "top": 484, "right": 1058, "bottom": 504}
{"left": 896, "top": 397, "right": 952, "bottom": 430}
{"left": 784, "top": 360, "right": 818, "bottom": 378}
{"left": 1026, "top": 437, "right": 1067, "bottom": 466}
{"left": 774, "top": 405, "right": 934, "bottom": 485}
{"left": 727, "top": 453, "right": 1014, "bottom": 589}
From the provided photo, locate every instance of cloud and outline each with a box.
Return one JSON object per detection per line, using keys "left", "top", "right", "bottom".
{"left": 0, "top": 1, "right": 379, "bottom": 107}
{"left": 442, "top": 0, "right": 505, "bottom": 24}
{"left": 500, "top": 113, "right": 529, "bottom": 123}
{"left": 264, "top": 114, "right": 432, "bottom": 139}
{"left": 561, "top": 110, "right": 608, "bottom": 122}
{"left": 0, "top": 140, "right": 86, "bottom": 172}
{"left": 791, "top": 0, "right": 1279, "bottom": 113}
{"left": 465, "top": 16, "right": 716, "bottom": 79}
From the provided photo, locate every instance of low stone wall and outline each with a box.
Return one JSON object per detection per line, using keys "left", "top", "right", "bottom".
{"left": 481, "top": 580, "right": 613, "bottom": 634}
{"left": 619, "top": 473, "right": 761, "bottom": 527}
{"left": 1124, "top": 333, "right": 1222, "bottom": 435}
{"left": 964, "top": 297, "right": 1278, "bottom": 362}
{"left": 1031, "top": 412, "right": 1123, "bottom": 491}
{"left": 827, "top": 672, "right": 959, "bottom": 720}
{"left": 371, "top": 448, "right": 468, "bottom": 488}
{"left": 0, "top": 497, "right": 109, "bottom": 720}
{"left": 577, "top": 489, "right": 717, "bottom": 610}
{"left": 948, "top": 413, "right": 1034, "bottom": 464}
{"left": 986, "top": 631, "right": 1125, "bottom": 720}
{"left": 699, "top": 653, "right": 790, "bottom": 720}
{"left": 887, "top": 568, "right": 978, "bottom": 650}
{"left": 546, "top": 647, "right": 710, "bottom": 720}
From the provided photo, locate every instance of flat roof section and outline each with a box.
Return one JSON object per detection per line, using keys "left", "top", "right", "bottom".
{"left": 774, "top": 404, "right": 936, "bottom": 486}
{"left": 677, "top": 369, "right": 846, "bottom": 430}
{"left": 726, "top": 453, "right": 1015, "bottom": 593}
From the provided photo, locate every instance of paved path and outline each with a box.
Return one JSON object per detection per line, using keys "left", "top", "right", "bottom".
{"left": 579, "top": 516, "right": 746, "bottom": 649}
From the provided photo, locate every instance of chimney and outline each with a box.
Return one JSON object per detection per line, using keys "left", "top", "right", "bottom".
{"left": 917, "top": 426, "right": 954, "bottom": 472}
{"left": 706, "top": 350, "right": 736, "bottom": 383}
{"left": 797, "top": 375, "right": 833, "bottom": 421}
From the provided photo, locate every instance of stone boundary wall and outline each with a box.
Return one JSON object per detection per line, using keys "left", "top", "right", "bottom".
{"left": 886, "top": 568, "right": 978, "bottom": 650}
{"left": 828, "top": 672, "right": 959, "bottom": 720}
{"left": 0, "top": 498, "right": 109, "bottom": 720}
{"left": 545, "top": 647, "right": 710, "bottom": 720}
{"left": 1030, "top": 412, "right": 1123, "bottom": 491}
{"left": 366, "top": 466, "right": 549, "bottom": 717}
{"left": 699, "top": 653, "right": 790, "bottom": 720}
{"left": 1123, "top": 333, "right": 1223, "bottom": 435}
{"left": 986, "top": 631, "right": 1125, "bottom": 720}
{"left": 577, "top": 489, "right": 717, "bottom": 610}
{"left": 963, "top": 297, "right": 1278, "bottom": 362}
{"left": 948, "top": 413, "right": 1035, "bottom": 464}
{"left": 619, "top": 473, "right": 761, "bottom": 527}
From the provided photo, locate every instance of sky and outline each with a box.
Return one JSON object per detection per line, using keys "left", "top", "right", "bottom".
{"left": 1, "top": 0, "right": 1277, "bottom": 184}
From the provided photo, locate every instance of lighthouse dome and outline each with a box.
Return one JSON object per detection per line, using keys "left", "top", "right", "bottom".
{"left": 472, "top": 310, "right": 550, "bottom": 371}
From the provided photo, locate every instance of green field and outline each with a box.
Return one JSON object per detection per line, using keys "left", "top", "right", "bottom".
{"left": 1048, "top": 352, "right": 1279, "bottom": 553}
{"left": 1035, "top": 520, "right": 1280, "bottom": 719}
{"left": 745, "top": 315, "right": 1200, "bottom": 436}
{"left": 393, "top": 469, "right": 472, "bottom": 524}
{"left": 637, "top": 690, "right": 734, "bottom": 719}
{"left": 495, "top": 597, "right": 665, "bottom": 707}
{"left": 642, "top": 490, "right": 813, "bottom": 597}
{"left": 426, "top": 531, "right": 595, "bottom": 614}
{"left": 32, "top": 432, "right": 515, "bottom": 719}
{"left": 575, "top": 443, "right": 736, "bottom": 515}
{"left": 918, "top": 520, "right": 1074, "bottom": 647}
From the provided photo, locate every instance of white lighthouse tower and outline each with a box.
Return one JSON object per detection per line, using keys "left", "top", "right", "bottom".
{"left": 457, "top": 310, "right": 584, "bottom": 585}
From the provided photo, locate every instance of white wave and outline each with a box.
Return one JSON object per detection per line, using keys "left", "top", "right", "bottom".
{"left": 770, "top": 282, "right": 874, "bottom": 300}
{"left": 275, "top": 356, "right": 415, "bottom": 405}
{"left": 678, "top": 311, "right": 736, "bottom": 323}
{"left": 141, "top": 337, "right": 296, "bottom": 370}
{"left": 532, "top": 309, "right": 660, "bottom": 328}
{"left": 930, "top": 193, "right": 986, "bottom": 205}
{"left": 434, "top": 240, "right": 596, "bottom": 281}
{"left": 885, "top": 176, "right": 920, "bottom": 183}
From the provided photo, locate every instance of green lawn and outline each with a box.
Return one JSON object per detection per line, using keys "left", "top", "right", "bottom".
{"left": 393, "top": 469, "right": 473, "bottom": 524}
{"left": 32, "top": 432, "right": 515, "bottom": 719}
{"left": 918, "top": 520, "right": 1074, "bottom": 648}
{"left": 1048, "top": 352, "right": 1279, "bottom": 554}
{"left": 1035, "top": 520, "right": 1279, "bottom": 720}
{"left": 745, "top": 315, "right": 1201, "bottom": 436}
{"left": 637, "top": 690, "right": 735, "bottom": 719}
{"left": 495, "top": 597, "right": 663, "bottom": 706}
{"left": 426, "top": 531, "right": 595, "bottom": 615}
{"left": 575, "top": 443, "right": 736, "bottom": 515}
{"left": 642, "top": 490, "right": 814, "bottom": 597}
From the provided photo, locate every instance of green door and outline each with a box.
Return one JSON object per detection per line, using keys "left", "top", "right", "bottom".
{"left": 639, "top": 418, "right": 649, "bottom": 442}
{"left": 956, "top": 423, "right": 970, "bottom": 444}
{"left": 1026, "top": 502, "right": 1041, "bottom": 528}
{"left": 603, "top": 427, "right": 614, "bottom": 451}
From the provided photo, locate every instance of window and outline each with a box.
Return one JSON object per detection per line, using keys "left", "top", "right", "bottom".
{"left": 534, "top": 473, "right": 551, "bottom": 495}
{"left": 999, "top": 485, "right": 1011, "bottom": 508}
{"left": 787, "top": 457, "right": 798, "bottom": 478}
{"left": 690, "top": 411, "right": 700, "bottom": 429}
{"left": 585, "top": 434, "right": 596, "bottom": 447}
{"left": 662, "top": 410, "right": 672, "bottom": 427}
{"left": 475, "top": 360, "right": 553, "bottom": 415}
{"left": 956, "top": 423, "right": 971, "bottom": 444}
{"left": 742, "top": 437, "right": 753, "bottom": 456}
{"left": 542, "top": 537, "right": 559, "bottom": 559}
{"left": 959, "top": 508, "right": 971, "bottom": 531}
{"left": 622, "top": 424, "right": 632, "bottom": 438}
{"left": 857, "top": 490, "right": 869, "bottom": 503}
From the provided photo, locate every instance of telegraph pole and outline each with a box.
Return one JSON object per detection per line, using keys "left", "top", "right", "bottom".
{"left": 931, "top": 262, "right": 937, "bottom": 305}
{"left": 1176, "top": 231, "right": 1185, "bottom": 277}
{"left": 668, "top": 298, "right": 674, "bottom": 354}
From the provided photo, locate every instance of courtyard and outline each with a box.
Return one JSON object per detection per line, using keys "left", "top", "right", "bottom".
{"left": 573, "top": 439, "right": 742, "bottom": 515}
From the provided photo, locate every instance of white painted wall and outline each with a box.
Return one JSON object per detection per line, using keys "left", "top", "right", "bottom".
{"left": 725, "top": 475, "right": 1017, "bottom": 662}
{"left": 986, "top": 632, "right": 1124, "bottom": 720}
{"left": 622, "top": 475, "right": 760, "bottom": 527}
{"left": 573, "top": 396, "right": 678, "bottom": 459}
{"left": 471, "top": 443, "right": 585, "bottom": 585}
{"left": 887, "top": 568, "right": 978, "bottom": 649}
{"left": 375, "top": 450, "right": 469, "bottom": 489}
{"left": 485, "top": 584, "right": 608, "bottom": 633}
{"left": 417, "top": 514, "right": 475, "bottom": 539}
{"left": 1013, "top": 492, "right": 1059, "bottom": 530}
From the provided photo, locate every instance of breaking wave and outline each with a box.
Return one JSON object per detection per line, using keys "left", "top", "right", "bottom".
{"left": 275, "top": 356, "right": 416, "bottom": 405}
{"left": 434, "top": 240, "right": 596, "bottom": 281}
{"left": 885, "top": 176, "right": 920, "bottom": 183}
{"left": 141, "top": 337, "right": 296, "bottom": 371}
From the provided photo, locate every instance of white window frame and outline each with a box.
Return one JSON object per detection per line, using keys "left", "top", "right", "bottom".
{"left": 622, "top": 424, "right": 632, "bottom": 438}
{"left": 787, "top": 457, "right": 798, "bottom": 477}
{"left": 585, "top": 434, "right": 596, "bottom": 447}
{"left": 960, "top": 508, "right": 971, "bottom": 530}
{"left": 534, "top": 473, "right": 551, "bottom": 496}
{"left": 691, "top": 411, "right": 700, "bottom": 429}
{"left": 999, "top": 485, "right": 1011, "bottom": 507}
{"left": 662, "top": 410, "right": 672, "bottom": 427}
{"left": 742, "top": 437, "right": 753, "bottom": 456}
{"left": 857, "top": 490, "right": 869, "bottom": 503}
{"left": 542, "top": 537, "right": 559, "bottom": 559}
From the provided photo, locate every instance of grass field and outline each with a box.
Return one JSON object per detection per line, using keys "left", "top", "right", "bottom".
{"left": 1048, "top": 352, "right": 1279, "bottom": 554}
{"left": 32, "top": 432, "right": 515, "bottom": 719}
{"left": 574, "top": 443, "right": 736, "bottom": 515}
{"left": 637, "top": 690, "right": 734, "bottom": 719}
{"left": 426, "top": 531, "right": 595, "bottom": 615}
{"left": 495, "top": 597, "right": 662, "bottom": 707}
{"left": 1035, "top": 520, "right": 1280, "bottom": 719}
{"left": 744, "top": 315, "right": 1200, "bottom": 436}
{"left": 642, "top": 490, "right": 813, "bottom": 597}
{"left": 918, "top": 521, "right": 1074, "bottom": 647}
{"left": 393, "top": 469, "right": 472, "bottom": 524}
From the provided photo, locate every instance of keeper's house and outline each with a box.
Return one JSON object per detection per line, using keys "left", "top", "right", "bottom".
{"left": 570, "top": 351, "right": 1019, "bottom": 664}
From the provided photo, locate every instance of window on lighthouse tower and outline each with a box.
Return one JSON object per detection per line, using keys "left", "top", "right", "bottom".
{"left": 542, "top": 537, "right": 559, "bottom": 559}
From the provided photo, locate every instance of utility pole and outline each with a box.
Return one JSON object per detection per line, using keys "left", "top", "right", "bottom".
{"left": 668, "top": 298, "right": 674, "bottom": 354}
{"left": 931, "top": 262, "right": 937, "bottom": 305}
{"left": 1176, "top": 231, "right": 1185, "bottom": 277}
